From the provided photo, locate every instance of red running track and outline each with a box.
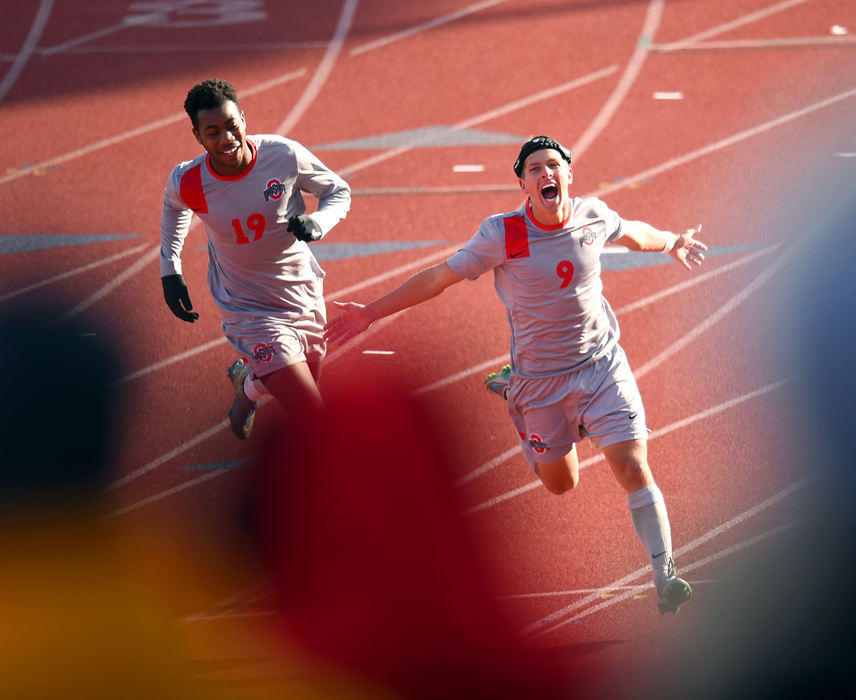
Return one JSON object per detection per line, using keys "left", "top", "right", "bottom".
{"left": 1, "top": 0, "right": 855, "bottom": 696}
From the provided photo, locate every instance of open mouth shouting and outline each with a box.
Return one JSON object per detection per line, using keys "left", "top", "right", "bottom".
{"left": 541, "top": 182, "right": 559, "bottom": 203}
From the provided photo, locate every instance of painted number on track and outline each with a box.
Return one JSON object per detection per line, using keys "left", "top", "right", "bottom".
{"left": 124, "top": 1, "right": 266, "bottom": 27}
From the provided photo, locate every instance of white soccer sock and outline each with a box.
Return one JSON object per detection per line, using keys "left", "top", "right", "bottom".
{"left": 627, "top": 484, "right": 673, "bottom": 588}
{"left": 243, "top": 373, "right": 268, "bottom": 401}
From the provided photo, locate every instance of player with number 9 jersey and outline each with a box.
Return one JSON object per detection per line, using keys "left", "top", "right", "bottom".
{"left": 447, "top": 196, "right": 624, "bottom": 378}
{"left": 323, "top": 135, "right": 706, "bottom": 615}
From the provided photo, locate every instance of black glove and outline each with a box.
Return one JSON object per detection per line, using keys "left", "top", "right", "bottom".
{"left": 287, "top": 214, "right": 322, "bottom": 242}
{"left": 162, "top": 274, "right": 199, "bottom": 323}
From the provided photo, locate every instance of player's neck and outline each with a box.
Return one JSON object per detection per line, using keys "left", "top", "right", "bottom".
{"left": 528, "top": 198, "right": 571, "bottom": 227}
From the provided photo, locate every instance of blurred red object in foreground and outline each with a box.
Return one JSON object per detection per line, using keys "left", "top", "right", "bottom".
{"left": 250, "top": 378, "right": 571, "bottom": 699}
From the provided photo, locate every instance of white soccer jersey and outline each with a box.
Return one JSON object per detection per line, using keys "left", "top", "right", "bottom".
{"left": 447, "top": 197, "right": 624, "bottom": 378}
{"left": 160, "top": 135, "right": 351, "bottom": 326}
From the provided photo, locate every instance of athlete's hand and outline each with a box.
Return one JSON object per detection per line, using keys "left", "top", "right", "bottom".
{"left": 287, "top": 214, "right": 322, "bottom": 242}
{"left": 162, "top": 274, "right": 199, "bottom": 323}
{"left": 670, "top": 224, "right": 707, "bottom": 270}
{"left": 324, "top": 301, "right": 373, "bottom": 343}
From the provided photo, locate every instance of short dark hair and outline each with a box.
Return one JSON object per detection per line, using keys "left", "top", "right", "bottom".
{"left": 513, "top": 136, "right": 572, "bottom": 177}
{"left": 184, "top": 78, "right": 241, "bottom": 130}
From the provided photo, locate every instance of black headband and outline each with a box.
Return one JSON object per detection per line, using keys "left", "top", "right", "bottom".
{"left": 513, "top": 136, "right": 572, "bottom": 177}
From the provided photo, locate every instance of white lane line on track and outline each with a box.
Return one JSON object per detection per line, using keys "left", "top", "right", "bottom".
{"left": 109, "top": 377, "right": 788, "bottom": 517}
{"left": 182, "top": 582, "right": 274, "bottom": 625}
{"left": 349, "top": 0, "right": 510, "bottom": 57}
{"left": 0, "top": 42, "right": 327, "bottom": 57}
{"left": 40, "top": 22, "right": 128, "bottom": 56}
{"left": 6, "top": 0, "right": 501, "bottom": 63}
{"left": 524, "top": 476, "right": 813, "bottom": 637}
{"left": 337, "top": 82, "right": 856, "bottom": 195}
{"left": 107, "top": 420, "right": 231, "bottom": 493}
{"left": 615, "top": 244, "right": 780, "bottom": 314}
{"left": 63, "top": 245, "right": 159, "bottom": 318}
{"left": 632, "top": 244, "right": 793, "bottom": 377}
{"left": 503, "top": 585, "right": 655, "bottom": 599}
{"left": 465, "top": 379, "right": 789, "bottom": 515}
{"left": 571, "top": 0, "right": 663, "bottom": 161}
{"left": 275, "top": 0, "right": 358, "bottom": 135}
{"left": 655, "top": 35, "right": 856, "bottom": 53}
{"left": 0, "top": 68, "right": 307, "bottom": 186}
{"left": 108, "top": 469, "right": 224, "bottom": 516}
{"left": 0, "top": 0, "right": 827, "bottom": 188}
{"left": 589, "top": 86, "right": 856, "bottom": 201}
{"left": 114, "top": 337, "right": 228, "bottom": 386}
{"left": 655, "top": 0, "right": 810, "bottom": 53}
{"left": 533, "top": 520, "right": 798, "bottom": 639}
{"left": 0, "top": 242, "right": 150, "bottom": 303}
{"left": 0, "top": 0, "right": 503, "bottom": 183}
{"left": 179, "top": 517, "right": 800, "bottom": 626}
{"left": 456, "top": 445, "right": 524, "bottom": 487}
{"left": 339, "top": 66, "right": 618, "bottom": 177}
{"left": 0, "top": 0, "right": 53, "bottom": 103}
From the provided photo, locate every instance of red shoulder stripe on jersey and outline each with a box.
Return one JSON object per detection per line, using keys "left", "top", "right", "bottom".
{"left": 179, "top": 163, "right": 208, "bottom": 214}
{"left": 504, "top": 214, "right": 530, "bottom": 259}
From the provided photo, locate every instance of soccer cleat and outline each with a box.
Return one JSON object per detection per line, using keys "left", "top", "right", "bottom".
{"left": 227, "top": 358, "right": 258, "bottom": 440}
{"left": 484, "top": 364, "right": 512, "bottom": 399}
{"left": 657, "top": 575, "right": 693, "bottom": 615}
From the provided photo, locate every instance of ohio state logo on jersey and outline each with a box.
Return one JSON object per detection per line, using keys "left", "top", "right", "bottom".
{"left": 578, "top": 226, "right": 596, "bottom": 247}
{"left": 263, "top": 178, "right": 285, "bottom": 201}
{"left": 252, "top": 343, "right": 277, "bottom": 362}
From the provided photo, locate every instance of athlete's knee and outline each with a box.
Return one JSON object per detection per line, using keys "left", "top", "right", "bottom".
{"left": 603, "top": 439, "right": 651, "bottom": 490}
{"left": 544, "top": 476, "right": 578, "bottom": 495}
{"left": 536, "top": 462, "right": 579, "bottom": 495}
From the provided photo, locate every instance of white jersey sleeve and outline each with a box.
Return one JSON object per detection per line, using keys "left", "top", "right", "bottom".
{"left": 290, "top": 141, "right": 351, "bottom": 237}
{"left": 160, "top": 160, "right": 199, "bottom": 277}
{"left": 445, "top": 213, "right": 507, "bottom": 280}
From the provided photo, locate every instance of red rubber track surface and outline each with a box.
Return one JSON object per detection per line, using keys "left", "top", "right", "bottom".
{"left": 2, "top": 0, "right": 855, "bottom": 696}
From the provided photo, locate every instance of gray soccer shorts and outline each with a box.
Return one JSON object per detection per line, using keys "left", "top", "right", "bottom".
{"left": 223, "top": 305, "right": 326, "bottom": 379}
{"left": 506, "top": 344, "right": 648, "bottom": 470}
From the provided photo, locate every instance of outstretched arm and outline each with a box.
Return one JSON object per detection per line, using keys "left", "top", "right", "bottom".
{"left": 615, "top": 221, "right": 707, "bottom": 270}
{"left": 324, "top": 261, "right": 465, "bottom": 343}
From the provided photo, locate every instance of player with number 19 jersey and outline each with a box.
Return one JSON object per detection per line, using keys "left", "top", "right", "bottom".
{"left": 160, "top": 135, "right": 350, "bottom": 348}
{"left": 447, "top": 196, "right": 624, "bottom": 378}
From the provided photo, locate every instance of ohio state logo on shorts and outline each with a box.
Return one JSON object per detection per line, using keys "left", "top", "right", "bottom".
{"left": 252, "top": 343, "right": 277, "bottom": 362}
{"left": 263, "top": 178, "right": 285, "bottom": 201}
{"left": 528, "top": 433, "right": 549, "bottom": 454}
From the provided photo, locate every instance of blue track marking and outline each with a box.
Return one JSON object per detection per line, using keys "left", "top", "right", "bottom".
{"left": 0, "top": 233, "right": 142, "bottom": 255}
{"left": 601, "top": 245, "right": 754, "bottom": 271}
{"left": 313, "top": 126, "right": 525, "bottom": 151}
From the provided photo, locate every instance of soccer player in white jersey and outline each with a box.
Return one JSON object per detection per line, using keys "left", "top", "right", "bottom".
{"left": 160, "top": 79, "right": 351, "bottom": 439}
{"left": 324, "top": 136, "right": 706, "bottom": 614}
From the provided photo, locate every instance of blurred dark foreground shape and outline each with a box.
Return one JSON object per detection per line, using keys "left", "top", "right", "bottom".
{"left": 250, "top": 376, "right": 575, "bottom": 699}
{"left": 0, "top": 302, "right": 219, "bottom": 698}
